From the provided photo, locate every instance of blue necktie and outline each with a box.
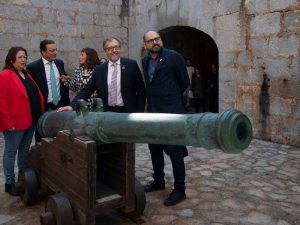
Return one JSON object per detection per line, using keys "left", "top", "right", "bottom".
{"left": 49, "top": 62, "right": 59, "bottom": 106}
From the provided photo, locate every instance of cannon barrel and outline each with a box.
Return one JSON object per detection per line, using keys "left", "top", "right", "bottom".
{"left": 37, "top": 110, "right": 252, "bottom": 153}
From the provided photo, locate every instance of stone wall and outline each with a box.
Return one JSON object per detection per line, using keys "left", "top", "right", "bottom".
{"left": 0, "top": 0, "right": 299, "bottom": 146}
{"left": 0, "top": 0, "right": 129, "bottom": 74}
{"left": 128, "top": 0, "right": 300, "bottom": 146}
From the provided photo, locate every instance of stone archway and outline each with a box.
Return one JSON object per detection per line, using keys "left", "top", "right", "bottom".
{"left": 159, "top": 26, "right": 219, "bottom": 112}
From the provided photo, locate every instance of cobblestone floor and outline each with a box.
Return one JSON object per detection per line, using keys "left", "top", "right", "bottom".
{"left": 0, "top": 132, "right": 299, "bottom": 225}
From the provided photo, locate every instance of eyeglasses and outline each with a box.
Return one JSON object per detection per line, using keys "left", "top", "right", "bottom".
{"left": 104, "top": 45, "right": 121, "bottom": 51}
{"left": 144, "top": 37, "right": 161, "bottom": 44}
{"left": 16, "top": 56, "right": 27, "bottom": 60}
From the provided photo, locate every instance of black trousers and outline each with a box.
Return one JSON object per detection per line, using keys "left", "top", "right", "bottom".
{"left": 148, "top": 144, "right": 187, "bottom": 191}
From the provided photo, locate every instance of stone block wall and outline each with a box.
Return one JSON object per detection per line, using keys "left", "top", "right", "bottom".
{"left": 128, "top": 0, "right": 300, "bottom": 146}
{"left": 0, "top": 0, "right": 129, "bottom": 74}
{"left": 0, "top": 0, "right": 299, "bottom": 146}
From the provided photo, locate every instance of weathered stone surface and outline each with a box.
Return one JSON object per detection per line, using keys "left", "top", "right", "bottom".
{"left": 215, "top": 13, "right": 242, "bottom": 51}
{"left": 283, "top": 10, "right": 300, "bottom": 30}
{"left": 269, "top": 35, "right": 299, "bottom": 57}
{"left": 270, "top": 0, "right": 299, "bottom": 11}
{"left": 246, "top": 0, "right": 268, "bottom": 14}
{"left": 250, "top": 12, "right": 281, "bottom": 36}
{"left": 215, "top": 0, "right": 243, "bottom": 15}
{"left": 264, "top": 57, "right": 292, "bottom": 79}
{"left": 269, "top": 97, "right": 293, "bottom": 116}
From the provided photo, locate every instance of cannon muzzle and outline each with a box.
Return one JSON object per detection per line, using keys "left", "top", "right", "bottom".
{"left": 37, "top": 110, "right": 252, "bottom": 153}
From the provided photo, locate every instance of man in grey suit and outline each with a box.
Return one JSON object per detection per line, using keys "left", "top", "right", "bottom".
{"left": 58, "top": 37, "right": 145, "bottom": 113}
{"left": 142, "top": 31, "right": 190, "bottom": 206}
{"left": 26, "top": 39, "right": 70, "bottom": 141}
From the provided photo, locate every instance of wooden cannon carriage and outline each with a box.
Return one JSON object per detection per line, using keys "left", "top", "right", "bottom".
{"left": 17, "top": 107, "right": 253, "bottom": 225}
{"left": 20, "top": 131, "right": 145, "bottom": 225}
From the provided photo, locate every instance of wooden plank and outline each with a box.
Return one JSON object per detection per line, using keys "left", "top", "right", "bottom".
{"left": 96, "top": 194, "right": 123, "bottom": 204}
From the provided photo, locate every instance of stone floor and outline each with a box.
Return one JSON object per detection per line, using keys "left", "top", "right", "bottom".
{"left": 0, "top": 132, "right": 299, "bottom": 225}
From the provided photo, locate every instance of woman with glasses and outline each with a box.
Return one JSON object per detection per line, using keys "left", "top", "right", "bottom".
{"left": 0, "top": 46, "right": 44, "bottom": 195}
{"left": 61, "top": 48, "right": 100, "bottom": 110}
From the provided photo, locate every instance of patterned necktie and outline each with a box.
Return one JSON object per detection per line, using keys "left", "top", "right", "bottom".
{"left": 109, "top": 63, "right": 118, "bottom": 106}
{"left": 49, "top": 62, "right": 59, "bottom": 106}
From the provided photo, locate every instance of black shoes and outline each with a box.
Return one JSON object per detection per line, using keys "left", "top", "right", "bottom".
{"left": 5, "top": 183, "right": 19, "bottom": 196}
{"left": 144, "top": 182, "right": 165, "bottom": 193}
{"left": 164, "top": 189, "right": 186, "bottom": 206}
{"left": 144, "top": 182, "right": 186, "bottom": 206}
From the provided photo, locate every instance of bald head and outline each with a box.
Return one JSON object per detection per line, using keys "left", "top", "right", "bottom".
{"left": 143, "top": 31, "right": 159, "bottom": 42}
{"left": 143, "top": 31, "right": 163, "bottom": 56}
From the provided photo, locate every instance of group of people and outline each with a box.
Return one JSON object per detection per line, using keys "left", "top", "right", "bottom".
{"left": 0, "top": 31, "right": 190, "bottom": 206}
{"left": 185, "top": 60, "right": 218, "bottom": 113}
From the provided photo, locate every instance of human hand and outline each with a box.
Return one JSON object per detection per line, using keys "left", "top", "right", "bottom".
{"left": 60, "top": 75, "right": 70, "bottom": 83}
{"left": 57, "top": 106, "right": 73, "bottom": 112}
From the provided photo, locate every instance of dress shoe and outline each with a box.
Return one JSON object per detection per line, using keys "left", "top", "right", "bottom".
{"left": 5, "top": 183, "right": 19, "bottom": 196}
{"left": 144, "top": 182, "right": 165, "bottom": 193}
{"left": 164, "top": 189, "right": 186, "bottom": 206}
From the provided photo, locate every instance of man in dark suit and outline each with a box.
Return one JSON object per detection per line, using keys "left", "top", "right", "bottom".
{"left": 142, "top": 31, "right": 190, "bottom": 206}
{"left": 26, "top": 39, "right": 70, "bottom": 141}
{"left": 27, "top": 39, "right": 70, "bottom": 110}
{"left": 58, "top": 37, "right": 145, "bottom": 113}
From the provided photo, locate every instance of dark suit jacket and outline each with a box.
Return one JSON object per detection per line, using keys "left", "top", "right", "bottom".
{"left": 142, "top": 48, "right": 189, "bottom": 113}
{"left": 26, "top": 58, "right": 70, "bottom": 108}
{"left": 70, "top": 57, "right": 146, "bottom": 113}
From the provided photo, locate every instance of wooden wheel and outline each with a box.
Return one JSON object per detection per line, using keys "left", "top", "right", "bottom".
{"left": 40, "top": 193, "right": 74, "bottom": 225}
{"left": 120, "top": 179, "right": 146, "bottom": 223}
{"left": 133, "top": 179, "right": 146, "bottom": 217}
{"left": 18, "top": 168, "right": 39, "bottom": 206}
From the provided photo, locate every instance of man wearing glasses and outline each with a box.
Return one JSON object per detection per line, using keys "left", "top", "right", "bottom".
{"left": 58, "top": 37, "right": 145, "bottom": 113}
{"left": 142, "top": 31, "right": 190, "bottom": 206}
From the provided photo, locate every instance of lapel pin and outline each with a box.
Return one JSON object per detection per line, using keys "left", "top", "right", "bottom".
{"left": 122, "top": 65, "right": 125, "bottom": 70}
{"left": 159, "top": 58, "right": 162, "bottom": 62}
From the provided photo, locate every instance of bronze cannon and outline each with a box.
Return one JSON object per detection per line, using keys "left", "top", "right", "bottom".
{"left": 18, "top": 104, "right": 252, "bottom": 225}
{"left": 37, "top": 109, "right": 252, "bottom": 153}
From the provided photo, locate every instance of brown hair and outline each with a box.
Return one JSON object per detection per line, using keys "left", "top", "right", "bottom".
{"left": 81, "top": 48, "right": 100, "bottom": 71}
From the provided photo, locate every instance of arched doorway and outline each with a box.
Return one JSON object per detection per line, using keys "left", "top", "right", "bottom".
{"left": 159, "top": 26, "right": 219, "bottom": 113}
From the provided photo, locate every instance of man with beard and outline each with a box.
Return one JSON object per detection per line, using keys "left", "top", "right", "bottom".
{"left": 142, "top": 31, "right": 190, "bottom": 206}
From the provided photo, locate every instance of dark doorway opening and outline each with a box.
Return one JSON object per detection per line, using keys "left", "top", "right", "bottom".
{"left": 159, "top": 26, "right": 219, "bottom": 113}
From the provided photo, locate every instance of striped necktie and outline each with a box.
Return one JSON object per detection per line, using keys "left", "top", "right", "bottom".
{"left": 109, "top": 63, "right": 118, "bottom": 106}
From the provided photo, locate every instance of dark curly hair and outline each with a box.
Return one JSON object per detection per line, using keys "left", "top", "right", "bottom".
{"left": 81, "top": 48, "right": 100, "bottom": 71}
